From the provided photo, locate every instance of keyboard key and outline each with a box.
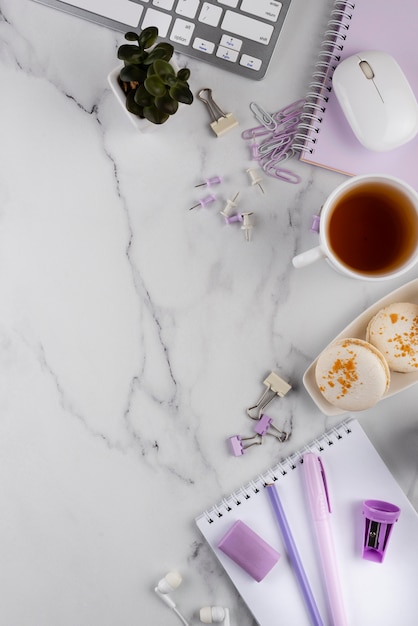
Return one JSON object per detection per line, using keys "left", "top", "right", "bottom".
{"left": 221, "top": 10, "right": 274, "bottom": 44}
{"left": 175, "top": 0, "right": 199, "bottom": 19}
{"left": 141, "top": 8, "right": 172, "bottom": 36}
{"left": 220, "top": 34, "right": 242, "bottom": 52}
{"left": 240, "top": 54, "right": 262, "bottom": 71}
{"left": 58, "top": 0, "right": 143, "bottom": 26}
{"left": 153, "top": 0, "right": 175, "bottom": 9}
{"left": 198, "top": 2, "right": 223, "bottom": 27}
{"left": 218, "top": 0, "right": 239, "bottom": 6}
{"left": 241, "top": 0, "right": 282, "bottom": 22}
{"left": 192, "top": 37, "right": 215, "bottom": 54}
{"left": 216, "top": 46, "right": 239, "bottom": 62}
{"left": 170, "top": 18, "right": 195, "bottom": 45}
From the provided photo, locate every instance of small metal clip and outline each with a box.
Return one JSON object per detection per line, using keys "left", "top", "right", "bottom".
{"left": 198, "top": 88, "right": 239, "bottom": 137}
{"left": 249, "top": 102, "right": 277, "bottom": 132}
{"left": 228, "top": 434, "right": 263, "bottom": 456}
{"left": 247, "top": 372, "right": 292, "bottom": 419}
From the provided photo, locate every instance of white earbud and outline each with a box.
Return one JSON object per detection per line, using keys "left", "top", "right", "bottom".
{"left": 200, "top": 606, "right": 230, "bottom": 626}
{"left": 154, "top": 572, "right": 190, "bottom": 626}
{"left": 155, "top": 571, "right": 182, "bottom": 604}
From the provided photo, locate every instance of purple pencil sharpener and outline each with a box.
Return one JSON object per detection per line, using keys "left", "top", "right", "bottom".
{"left": 362, "top": 499, "right": 401, "bottom": 563}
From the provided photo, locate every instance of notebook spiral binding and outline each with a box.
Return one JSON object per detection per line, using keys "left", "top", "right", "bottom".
{"left": 202, "top": 420, "right": 352, "bottom": 524}
{"left": 290, "top": 0, "right": 355, "bottom": 158}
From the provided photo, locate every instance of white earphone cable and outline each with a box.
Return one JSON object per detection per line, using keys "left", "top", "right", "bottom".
{"left": 173, "top": 606, "right": 190, "bottom": 626}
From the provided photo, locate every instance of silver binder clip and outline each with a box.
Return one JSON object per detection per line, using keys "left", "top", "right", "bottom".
{"left": 198, "top": 88, "right": 239, "bottom": 137}
{"left": 247, "top": 372, "right": 292, "bottom": 419}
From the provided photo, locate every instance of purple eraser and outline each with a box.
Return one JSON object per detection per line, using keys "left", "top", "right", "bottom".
{"left": 218, "top": 520, "right": 280, "bottom": 582}
{"left": 362, "top": 499, "right": 401, "bottom": 563}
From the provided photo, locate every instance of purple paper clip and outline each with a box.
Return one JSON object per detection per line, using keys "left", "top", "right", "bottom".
{"left": 362, "top": 499, "right": 401, "bottom": 563}
{"left": 228, "top": 434, "right": 262, "bottom": 456}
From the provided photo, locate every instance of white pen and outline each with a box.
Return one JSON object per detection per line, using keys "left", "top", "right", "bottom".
{"left": 302, "top": 453, "right": 348, "bottom": 626}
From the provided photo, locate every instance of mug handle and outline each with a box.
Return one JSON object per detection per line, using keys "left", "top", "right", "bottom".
{"left": 292, "top": 246, "right": 326, "bottom": 268}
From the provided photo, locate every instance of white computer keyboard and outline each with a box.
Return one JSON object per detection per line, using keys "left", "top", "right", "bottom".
{"left": 34, "top": 0, "right": 294, "bottom": 79}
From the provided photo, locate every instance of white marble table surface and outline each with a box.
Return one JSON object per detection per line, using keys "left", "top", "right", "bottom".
{"left": 1, "top": 1, "right": 418, "bottom": 624}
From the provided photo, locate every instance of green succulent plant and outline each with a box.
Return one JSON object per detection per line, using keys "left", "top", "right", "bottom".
{"left": 117, "top": 27, "right": 194, "bottom": 125}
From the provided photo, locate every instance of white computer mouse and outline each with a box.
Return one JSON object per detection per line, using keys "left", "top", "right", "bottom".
{"left": 332, "top": 50, "right": 418, "bottom": 151}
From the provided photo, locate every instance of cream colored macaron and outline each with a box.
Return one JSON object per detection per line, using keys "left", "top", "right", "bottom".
{"left": 366, "top": 302, "right": 418, "bottom": 373}
{"left": 315, "top": 338, "right": 390, "bottom": 411}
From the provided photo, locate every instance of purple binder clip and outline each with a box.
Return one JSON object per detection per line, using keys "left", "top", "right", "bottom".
{"left": 254, "top": 414, "right": 290, "bottom": 442}
{"left": 228, "top": 434, "right": 262, "bottom": 456}
{"left": 254, "top": 414, "right": 273, "bottom": 436}
{"left": 362, "top": 499, "right": 401, "bottom": 563}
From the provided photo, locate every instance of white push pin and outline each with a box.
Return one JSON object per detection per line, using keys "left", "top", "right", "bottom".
{"left": 195, "top": 175, "right": 223, "bottom": 188}
{"left": 220, "top": 192, "right": 240, "bottom": 217}
{"left": 246, "top": 167, "right": 264, "bottom": 194}
{"left": 189, "top": 194, "right": 217, "bottom": 210}
{"left": 241, "top": 212, "right": 254, "bottom": 242}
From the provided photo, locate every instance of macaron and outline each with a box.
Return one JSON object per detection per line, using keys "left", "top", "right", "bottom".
{"left": 366, "top": 302, "right": 418, "bottom": 373}
{"left": 315, "top": 338, "right": 390, "bottom": 411}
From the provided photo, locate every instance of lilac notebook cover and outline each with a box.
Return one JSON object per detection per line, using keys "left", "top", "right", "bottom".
{"left": 300, "top": 0, "right": 418, "bottom": 190}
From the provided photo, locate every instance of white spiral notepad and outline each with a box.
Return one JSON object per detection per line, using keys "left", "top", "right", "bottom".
{"left": 196, "top": 420, "right": 418, "bottom": 625}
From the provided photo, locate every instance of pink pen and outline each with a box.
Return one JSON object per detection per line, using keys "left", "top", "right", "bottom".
{"left": 302, "top": 453, "right": 348, "bottom": 626}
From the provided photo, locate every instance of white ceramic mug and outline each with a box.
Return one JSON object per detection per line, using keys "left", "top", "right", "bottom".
{"left": 292, "top": 174, "right": 418, "bottom": 280}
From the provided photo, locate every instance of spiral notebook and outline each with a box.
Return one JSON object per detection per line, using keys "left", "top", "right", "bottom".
{"left": 196, "top": 419, "right": 418, "bottom": 626}
{"left": 294, "top": 0, "right": 418, "bottom": 189}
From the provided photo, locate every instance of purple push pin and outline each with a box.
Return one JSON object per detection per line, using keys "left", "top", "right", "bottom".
{"left": 195, "top": 175, "right": 223, "bottom": 188}
{"left": 224, "top": 213, "right": 243, "bottom": 225}
{"left": 310, "top": 206, "right": 323, "bottom": 233}
{"left": 189, "top": 194, "right": 217, "bottom": 210}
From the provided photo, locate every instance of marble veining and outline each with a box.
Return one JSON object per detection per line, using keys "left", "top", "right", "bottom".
{"left": 0, "top": 0, "right": 417, "bottom": 624}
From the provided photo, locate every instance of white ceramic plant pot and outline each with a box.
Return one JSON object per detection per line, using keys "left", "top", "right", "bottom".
{"left": 107, "top": 59, "right": 182, "bottom": 132}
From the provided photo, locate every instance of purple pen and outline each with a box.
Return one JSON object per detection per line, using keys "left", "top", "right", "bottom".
{"left": 303, "top": 453, "right": 348, "bottom": 626}
{"left": 266, "top": 484, "right": 324, "bottom": 626}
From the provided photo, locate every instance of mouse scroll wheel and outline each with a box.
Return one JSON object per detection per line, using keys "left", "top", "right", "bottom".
{"left": 359, "top": 60, "right": 375, "bottom": 79}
